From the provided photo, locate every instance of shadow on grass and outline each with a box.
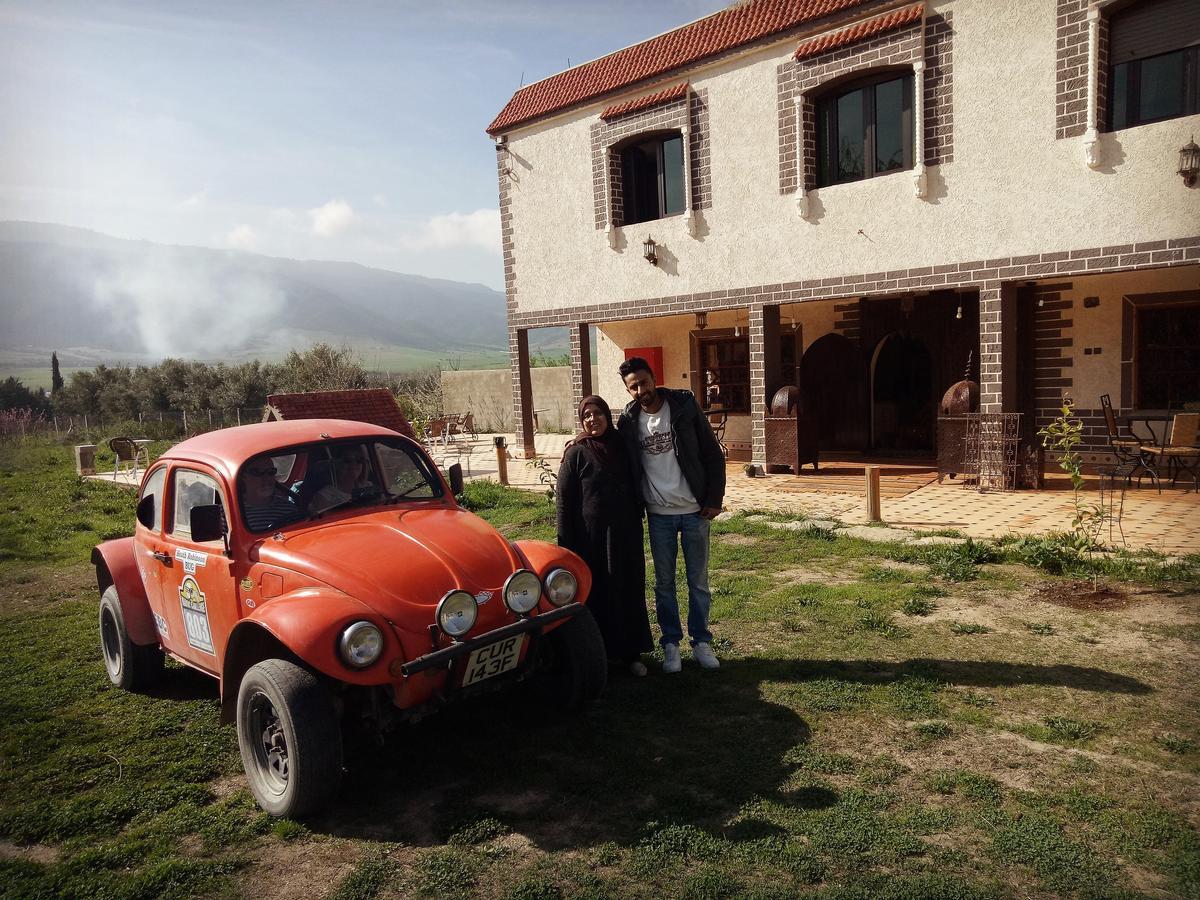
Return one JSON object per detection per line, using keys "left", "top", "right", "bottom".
{"left": 789, "top": 658, "right": 1153, "bottom": 695}
{"left": 321, "top": 659, "right": 812, "bottom": 850}
{"left": 308, "top": 655, "right": 1148, "bottom": 848}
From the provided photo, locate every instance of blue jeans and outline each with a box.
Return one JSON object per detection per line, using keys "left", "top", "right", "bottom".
{"left": 647, "top": 512, "right": 712, "bottom": 647}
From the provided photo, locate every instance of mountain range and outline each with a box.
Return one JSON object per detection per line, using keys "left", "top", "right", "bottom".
{"left": 0, "top": 221, "right": 559, "bottom": 373}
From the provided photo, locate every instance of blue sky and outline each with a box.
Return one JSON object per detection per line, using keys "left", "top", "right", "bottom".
{"left": 1, "top": 0, "right": 726, "bottom": 290}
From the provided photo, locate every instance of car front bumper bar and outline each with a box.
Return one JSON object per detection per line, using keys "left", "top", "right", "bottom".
{"left": 399, "top": 602, "right": 584, "bottom": 677}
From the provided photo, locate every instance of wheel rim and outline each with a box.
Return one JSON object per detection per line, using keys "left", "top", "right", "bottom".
{"left": 100, "top": 607, "right": 122, "bottom": 676}
{"left": 247, "top": 690, "right": 289, "bottom": 796}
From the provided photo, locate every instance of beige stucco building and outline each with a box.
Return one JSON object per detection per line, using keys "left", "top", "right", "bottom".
{"left": 488, "top": 0, "right": 1199, "bottom": 468}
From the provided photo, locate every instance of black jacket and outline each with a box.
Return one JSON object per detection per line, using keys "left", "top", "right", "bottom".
{"left": 617, "top": 387, "right": 726, "bottom": 511}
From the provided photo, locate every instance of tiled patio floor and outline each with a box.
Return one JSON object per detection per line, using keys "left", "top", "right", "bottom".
{"left": 467, "top": 434, "right": 1200, "bottom": 556}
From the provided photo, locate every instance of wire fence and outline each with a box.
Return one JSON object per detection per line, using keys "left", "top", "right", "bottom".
{"left": 0, "top": 408, "right": 273, "bottom": 442}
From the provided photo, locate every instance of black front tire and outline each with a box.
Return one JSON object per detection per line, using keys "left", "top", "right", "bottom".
{"left": 99, "top": 585, "right": 163, "bottom": 691}
{"left": 236, "top": 659, "right": 343, "bottom": 818}
{"left": 535, "top": 608, "right": 608, "bottom": 711}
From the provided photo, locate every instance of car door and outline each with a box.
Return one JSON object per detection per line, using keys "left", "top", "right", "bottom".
{"left": 133, "top": 464, "right": 172, "bottom": 645}
{"left": 157, "top": 466, "right": 235, "bottom": 674}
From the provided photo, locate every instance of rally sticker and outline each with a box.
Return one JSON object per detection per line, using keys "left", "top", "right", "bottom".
{"left": 153, "top": 611, "right": 170, "bottom": 640}
{"left": 179, "top": 576, "right": 215, "bottom": 654}
{"left": 175, "top": 548, "right": 208, "bottom": 575}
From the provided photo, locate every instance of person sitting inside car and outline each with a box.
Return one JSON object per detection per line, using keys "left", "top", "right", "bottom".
{"left": 309, "top": 445, "right": 375, "bottom": 514}
{"left": 239, "top": 457, "right": 304, "bottom": 531}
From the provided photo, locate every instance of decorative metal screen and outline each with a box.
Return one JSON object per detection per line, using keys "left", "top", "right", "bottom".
{"left": 962, "top": 413, "right": 1022, "bottom": 492}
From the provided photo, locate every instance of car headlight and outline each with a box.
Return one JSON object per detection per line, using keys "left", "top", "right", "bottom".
{"left": 339, "top": 621, "right": 383, "bottom": 668}
{"left": 503, "top": 569, "right": 541, "bottom": 615}
{"left": 436, "top": 590, "right": 478, "bottom": 638}
{"left": 543, "top": 567, "right": 577, "bottom": 607}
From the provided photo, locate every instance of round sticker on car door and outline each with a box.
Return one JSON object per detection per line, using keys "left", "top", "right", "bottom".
{"left": 179, "top": 575, "right": 215, "bottom": 654}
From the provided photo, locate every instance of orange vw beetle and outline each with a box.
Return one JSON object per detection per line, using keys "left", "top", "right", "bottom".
{"left": 92, "top": 419, "right": 603, "bottom": 817}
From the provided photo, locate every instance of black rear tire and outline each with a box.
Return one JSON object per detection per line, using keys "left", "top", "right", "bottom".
{"left": 236, "top": 659, "right": 342, "bottom": 818}
{"left": 535, "top": 608, "right": 608, "bottom": 711}
{"left": 99, "top": 585, "right": 163, "bottom": 691}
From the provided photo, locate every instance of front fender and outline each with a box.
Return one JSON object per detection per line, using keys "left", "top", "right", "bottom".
{"left": 232, "top": 589, "right": 405, "bottom": 687}
{"left": 91, "top": 538, "right": 157, "bottom": 646}
{"left": 513, "top": 539, "right": 593, "bottom": 614}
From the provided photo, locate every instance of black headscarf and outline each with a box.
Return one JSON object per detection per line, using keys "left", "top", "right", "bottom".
{"left": 571, "top": 395, "right": 625, "bottom": 471}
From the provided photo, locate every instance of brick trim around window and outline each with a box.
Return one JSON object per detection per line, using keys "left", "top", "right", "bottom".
{"left": 1056, "top": 0, "right": 1110, "bottom": 139}
{"left": 777, "top": 11, "right": 953, "bottom": 195}
{"left": 591, "top": 88, "right": 711, "bottom": 230}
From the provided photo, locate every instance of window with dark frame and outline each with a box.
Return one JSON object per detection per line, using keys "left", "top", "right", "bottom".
{"left": 619, "top": 132, "right": 685, "bottom": 226}
{"left": 698, "top": 335, "right": 750, "bottom": 413}
{"left": 1136, "top": 304, "right": 1200, "bottom": 410}
{"left": 816, "top": 72, "right": 913, "bottom": 188}
{"left": 1107, "top": 0, "right": 1200, "bottom": 131}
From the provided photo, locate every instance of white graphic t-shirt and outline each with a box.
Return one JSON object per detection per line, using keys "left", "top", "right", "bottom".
{"left": 638, "top": 398, "right": 699, "bottom": 516}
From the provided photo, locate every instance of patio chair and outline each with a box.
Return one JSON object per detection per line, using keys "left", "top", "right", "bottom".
{"left": 1100, "top": 394, "right": 1158, "bottom": 489}
{"left": 1141, "top": 413, "right": 1200, "bottom": 491}
{"left": 707, "top": 411, "right": 728, "bottom": 458}
{"left": 461, "top": 412, "right": 478, "bottom": 439}
{"left": 425, "top": 417, "right": 448, "bottom": 447}
{"left": 107, "top": 436, "right": 144, "bottom": 482}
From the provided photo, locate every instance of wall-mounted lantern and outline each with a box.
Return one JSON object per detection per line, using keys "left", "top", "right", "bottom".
{"left": 695, "top": 311, "right": 707, "bottom": 330}
{"left": 643, "top": 236, "right": 658, "bottom": 265}
{"left": 1179, "top": 136, "right": 1199, "bottom": 188}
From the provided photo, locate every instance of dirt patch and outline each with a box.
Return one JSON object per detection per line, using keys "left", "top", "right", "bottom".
{"left": 720, "top": 534, "right": 761, "bottom": 546}
{"left": 773, "top": 565, "right": 858, "bottom": 586}
{"left": 1033, "top": 580, "right": 1132, "bottom": 611}
{"left": 236, "top": 837, "right": 366, "bottom": 900}
{"left": 0, "top": 840, "right": 60, "bottom": 865}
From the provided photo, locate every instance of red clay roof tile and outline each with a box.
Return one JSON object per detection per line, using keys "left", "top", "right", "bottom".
{"left": 266, "top": 389, "right": 417, "bottom": 440}
{"left": 601, "top": 82, "right": 690, "bottom": 121}
{"left": 487, "top": 0, "right": 878, "bottom": 135}
{"left": 793, "top": 2, "right": 922, "bottom": 60}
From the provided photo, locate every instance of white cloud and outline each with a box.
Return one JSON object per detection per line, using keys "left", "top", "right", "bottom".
{"left": 178, "top": 189, "right": 207, "bottom": 210}
{"left": 226, "top": 223, "right": 257, "bottom": 250}
{"left": 400, "top": 208, "right": 500, "bottom": 253}
{"left": 308, "top": 198, "right": 355, "bottom": 237}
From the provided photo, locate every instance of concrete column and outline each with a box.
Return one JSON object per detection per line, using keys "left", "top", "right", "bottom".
{"left": 568, "top": 323, "right": 592, "bottom": 410}
{"left": 978, "top": 282, "right": 1019, "bottom": 414}
{"left": 509, "top": 327, "right": 536, "bottom": 458}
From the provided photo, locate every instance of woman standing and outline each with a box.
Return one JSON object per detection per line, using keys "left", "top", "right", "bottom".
{"left": 557, "top": 395, "right": 653, "bottom": 676}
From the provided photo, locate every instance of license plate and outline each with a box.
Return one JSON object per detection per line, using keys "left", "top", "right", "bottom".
{"left": 462, "top": 634, "right": 525, "bottom": 686}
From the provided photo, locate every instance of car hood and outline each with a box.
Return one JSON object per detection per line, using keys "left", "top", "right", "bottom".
{"left": 254, "top": 506, "right": 526, "bottom": 620}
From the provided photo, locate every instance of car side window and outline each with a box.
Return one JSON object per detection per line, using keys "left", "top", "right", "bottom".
{"left": 139, "top": 466, "right": 167, "bottom": 532}
{"left": 171, "top": 469, "right": 226, "bottom": 543}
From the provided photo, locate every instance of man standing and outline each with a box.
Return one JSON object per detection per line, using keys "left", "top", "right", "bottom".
{"left": 617, "top": 357, "right": 726, "bottom": 673}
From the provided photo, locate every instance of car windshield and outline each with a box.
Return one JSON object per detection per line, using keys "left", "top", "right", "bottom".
{"left": 238, "top": 437, "right": 443, "bottom": 533}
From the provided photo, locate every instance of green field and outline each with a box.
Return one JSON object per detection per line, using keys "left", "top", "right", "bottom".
{"left": 1, "top": 441, "right": 1198, "bottom": 899}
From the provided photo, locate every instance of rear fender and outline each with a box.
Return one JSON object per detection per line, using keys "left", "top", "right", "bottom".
{"left": 513, "top": 540, "right": 593, "bottom": 628}
{"left": 91, "top": 538, "right": 157, "bottom": 646}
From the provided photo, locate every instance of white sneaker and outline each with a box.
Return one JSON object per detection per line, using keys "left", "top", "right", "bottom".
{"left": 662, "top": 643, "right": 682, "bottom": 674}
{"left": 629, "top": 660, "right": 648, "bottom": 677}
{"left": 693, "top": 642, "right": 720, "bottom": 670}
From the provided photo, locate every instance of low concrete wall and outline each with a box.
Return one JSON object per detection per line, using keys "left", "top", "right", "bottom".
{"left": 442, "top": 366, "right": 599, "bottom": 433}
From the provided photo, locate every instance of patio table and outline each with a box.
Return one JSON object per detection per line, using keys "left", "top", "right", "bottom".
{"left": 1121, "top": 410, "right": 1174, "bottom": 448}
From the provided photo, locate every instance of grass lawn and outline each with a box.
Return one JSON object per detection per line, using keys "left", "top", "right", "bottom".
{"left": 1, "top": 440, "right": 1198, "bottom": 899}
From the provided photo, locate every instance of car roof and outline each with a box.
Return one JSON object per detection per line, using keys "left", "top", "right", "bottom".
{"left": 158, "top": 419, "right": 408, "bottom": 481}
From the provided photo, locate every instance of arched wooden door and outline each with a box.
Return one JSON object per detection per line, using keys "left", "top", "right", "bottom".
{"left": 801, "top": 333, "right": 866, "bottom": 451}
{"left": 871, "top": 332, "right": 935, "bottom": 453}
